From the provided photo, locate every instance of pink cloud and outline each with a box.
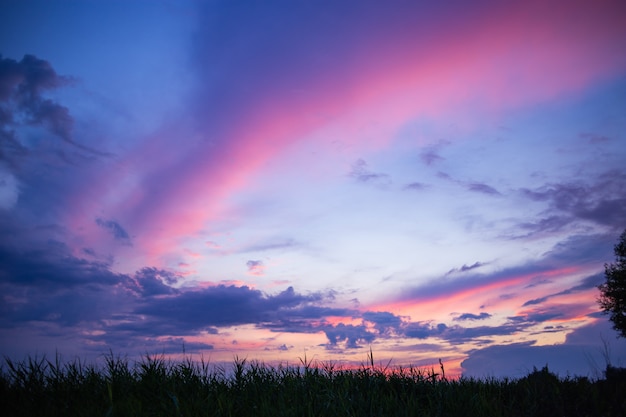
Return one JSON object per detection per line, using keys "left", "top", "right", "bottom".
{"left": 63, "top": 0, "right": 626, "bottom": 265}
{"left": 246, "top": 260, "right": 265, "bottom": 276}
{"left": 369, "top": 266, "right": 584, "bottom": 320}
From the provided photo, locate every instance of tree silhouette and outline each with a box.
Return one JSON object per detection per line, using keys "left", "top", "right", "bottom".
{"left": 598, "top": 229, "right": 626, "bottom": 338}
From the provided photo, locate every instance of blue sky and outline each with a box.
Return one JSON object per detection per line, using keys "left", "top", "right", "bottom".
{"left": 1, "top": 0, "right": 625, "bottom": 378}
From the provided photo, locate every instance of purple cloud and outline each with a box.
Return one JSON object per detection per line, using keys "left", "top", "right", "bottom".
{"left": 404, "top": 182, "right": 428, "bottom": 191}
{"left": 95, "top": 217, "right": 132, "bottom": 244}
{"left": 461, "top": 319, "right": 626, "bottom": 378}
{"left": 246, "top": 259, "right": 265, "bottom": 276}
{"left": 420, "top": 150, "right": 444, "bottom": 165}
{"left": 349, "top": 159, "right": 391, "bottom": 186}
{"left": 454, "top": 312, "right": 492, "bottom": 321}
{"left": 446, "top": 261, "right": 486, "bottom": 275}
{"left": 0, "top": 54, "right": 106, "bottom": 159}
{"left": 467, "top": 182, "right": 501, "bottom": 195}
{"left": 522, "top": 273, "right": 604, "bottom": 307}
{"left": 520, "top": 171, "right": 626, "bottom": 232}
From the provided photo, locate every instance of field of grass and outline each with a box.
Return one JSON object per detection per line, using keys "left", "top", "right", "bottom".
{"left": 1, "top": 350, "right": 625, "bottom": 417}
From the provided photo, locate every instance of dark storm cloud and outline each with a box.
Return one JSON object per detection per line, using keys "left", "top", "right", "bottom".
{"left": 0, "top": 241, "right": 121, "bottom": 288}
{"left": 133, "top": 285, "right": 324, "bottom": 331}
{"left": 95, "top": 217, "right": 132, "bottom": 243}
{"left": 348, "top": 159, "right": 391, "bottom": 186}
{"left": 0, "top": 241, "right": 134, "bottom": 329}
{"left": 454, "top": 312, "right": 492, "bottom": 321}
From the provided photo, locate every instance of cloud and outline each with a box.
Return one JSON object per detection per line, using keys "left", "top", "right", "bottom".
{"left": 520, "top": 171, "right": 626, "bottom": 233}
{"left": 435, "top": 170, "right": 500, "bottom": 196}
{"left": 446, "top": 261, "right": 486, "bottom": 275}
{"left": 0, "top": 237, "right": 364, "bottom": 354}
{"left": 420, "top": 150, "right": 444, "bottom": 166}
{"left": 0, "top": 240, "right": 121, "bottom": 288}
{"left": 241, "top": 238, "right": 299, "bottom": 253}
{"left": 454, "top": 312, "right": 492, "bottom": 321}
{"left": 246, "top": 259, "right": 265, "bottom": 276}
{"left": 461, "top": 319, "right": 626, "bottom": 378}
{"left": 403, "top": 182, "right": 427, "bottom": 191}
{"left": 132, "top": 285, "right": 325, "bottom": 332}
{"left": 130, "top": 267, "right": 180, "bottom": 297}
{"left": 466, "top": 183, "right": 501, "bottom": 195}
{"left": 441, "top": 323, "right": 525, "bottom": 343}
{"left": 362, "top": 311, "right": 404, "bottom": 335}
{"left": 402, "top": 322, "right": 448, "bottom": 339}
{"left": 392, "top": 232, "right": 611, "bottom": 307}
{"left": 95, "top": 217, "right": 132, "bottom": 244}
{"left": 0, "top": 54, "right": 106, "bottom": 159}
{"left": 420, "top": 140, "right": 450, "bottom": 166}
{"left": 400, "top": 320, "right": 526, "bottom": 343}
{"left": 0, "top": 54, "right": 71, "bottom": 101}
{"left": 522, "top": 273, "right": 604, "bottom": 307}
{"left": 348, "top": 159, "right": 391, "bottom": 186}
{"left": 322, "top": 322, "right": 375, "bottom": 349}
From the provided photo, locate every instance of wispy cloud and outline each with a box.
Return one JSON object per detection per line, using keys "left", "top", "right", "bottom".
{"left": 522, "top": 273, "right": 604, "bottom": 307}
{"left": 95, "top": 217, "right": 132, "bottom": 245}
{"left": 519, "top": 171, "right": 626, "bottom": 234}
{"left": 246, "top": 260, "right": 265, "bottom": 276}
{"left": 466, "top": 183, "right": 501, "bottom": 196}
{"left": 348, "top": 159, "right": 391, "bottom": 187}
{"left": 446, "top": 261, "right": 486, "bottom": 275}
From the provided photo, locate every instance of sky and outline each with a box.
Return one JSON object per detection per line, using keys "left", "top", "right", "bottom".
{"left": 1, "top": 0, "right": 625, "bottom": 379}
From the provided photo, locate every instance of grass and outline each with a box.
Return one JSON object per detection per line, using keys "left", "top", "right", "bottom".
{"left": 1, "top": 350, "right": 624, "bottom": 417}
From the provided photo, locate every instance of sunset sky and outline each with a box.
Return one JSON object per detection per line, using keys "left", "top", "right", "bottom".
{"left": 1, "top": 0, "right": 625, "bottom": 378}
